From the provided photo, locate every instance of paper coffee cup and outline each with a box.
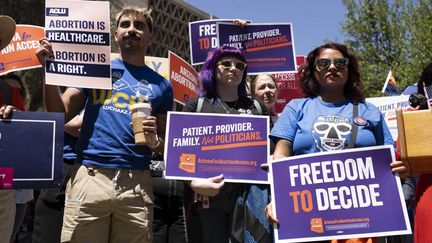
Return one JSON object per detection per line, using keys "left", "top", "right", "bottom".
{"left": 130, "top": 103, "right": 152, "bottom": 145}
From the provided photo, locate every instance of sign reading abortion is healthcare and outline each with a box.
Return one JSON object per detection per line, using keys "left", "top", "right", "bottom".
{"left": 165, "top": 112, "right": 270, "bottom": 184}
{"left": 270, "top": 146, "right": 411, "bottom": 242}
{"left": 45, "top": 0, "right": 111, "bottom": 89}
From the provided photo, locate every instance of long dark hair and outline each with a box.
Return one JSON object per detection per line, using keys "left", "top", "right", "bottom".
{"left": 299, "top": 42, "right": 364, "bottom": 103}
{"left": 417, "top": 63, "right": 432, "bottom": 96}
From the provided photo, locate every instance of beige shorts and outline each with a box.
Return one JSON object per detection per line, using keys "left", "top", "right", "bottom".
{"left": 0, "top": 190, "right": 16, "bottom": 243}
{"left": 61, "top": 165, "right": 154, "bottom": 243}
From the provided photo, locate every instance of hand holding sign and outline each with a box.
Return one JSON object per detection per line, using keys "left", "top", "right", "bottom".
{"left": 36, "top": 37, "right": 54, "bottom": 67}
{"left": 189, "top": 174, "right": 225, "bottom": 197}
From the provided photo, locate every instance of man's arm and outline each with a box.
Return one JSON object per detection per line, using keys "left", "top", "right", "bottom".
{"left": 37, "top": 38, "right": 86, "bottom": 123}
{"left": 64, "top": 113, "right": 84, "bottom": 138}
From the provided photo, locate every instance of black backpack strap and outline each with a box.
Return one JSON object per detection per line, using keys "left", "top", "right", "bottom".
{"left": 196, "top": 97, "right": 204, "bottom": 113}
{"left": 348, "top": 103, "right": 359, "bottom": 149}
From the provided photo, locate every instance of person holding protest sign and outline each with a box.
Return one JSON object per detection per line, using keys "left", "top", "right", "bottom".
{"left": 0, "top": 73, "right": 35, "bottom": 243}
{"left": 36, "top": 6, "right": 173, "bottom": 243}
{"left": 0, "top": 15, "right": 19, "bottom": 243}
{"left": 267, "top": 42, "right": 397, "bottom": 243}
{"left": 182, "top": 45, "right": 272, "bottom": 243}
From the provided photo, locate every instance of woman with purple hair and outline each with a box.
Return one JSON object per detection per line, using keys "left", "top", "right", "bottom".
{"left": 182, "top": 45, "right": 272, "bottom": 243}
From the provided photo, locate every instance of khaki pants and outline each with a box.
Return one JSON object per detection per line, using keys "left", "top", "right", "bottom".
{"left": 0, "top": 190, "right": 15, "bottom": 243}
{"left": 61, "top": 165, "right": 153, "bottom": 243}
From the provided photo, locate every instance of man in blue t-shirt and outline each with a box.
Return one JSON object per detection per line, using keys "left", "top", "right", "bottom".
{"left": 36, "top": 7, "right": 173, "bottom": 242}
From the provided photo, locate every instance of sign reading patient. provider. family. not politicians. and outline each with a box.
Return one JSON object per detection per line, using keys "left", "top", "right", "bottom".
{"left": 217, "top": 23, "right": 297, "bottom": 74}
{"left": 45, "top": 0, "right": 111, "bottom": 89}
{"left": 164, "top": 112, "right": 270, "bottom": 184}
{"left": 270, "top": 145, "right": 411, "bottom": 242}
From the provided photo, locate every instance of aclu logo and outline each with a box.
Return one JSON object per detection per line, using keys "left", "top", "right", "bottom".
{"left": 46, "top": 7, "right": 69, "bottom": 16}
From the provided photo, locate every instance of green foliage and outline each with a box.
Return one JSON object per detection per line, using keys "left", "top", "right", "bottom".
{"left": 341, "top": 0, "right": 432, "bottom": 97}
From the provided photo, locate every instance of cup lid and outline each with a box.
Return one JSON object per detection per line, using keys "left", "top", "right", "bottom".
{"left": 130, "top": 102, "right": 152, "bottom": 111}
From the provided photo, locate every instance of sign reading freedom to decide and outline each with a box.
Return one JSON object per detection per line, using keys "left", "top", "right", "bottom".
{"left": 270, "top": 145, "right": 411, "bottom": 242}
{"left": 164, "top": 112, "right": 270, "bottom": 184}
{"left": 189, "top": 19, "right": 236, "bottom": 65}
{"left": 0, "top": 112, "right": 64, "bottom": 189}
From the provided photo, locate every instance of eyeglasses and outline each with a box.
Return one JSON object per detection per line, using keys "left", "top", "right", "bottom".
{"left": 315, "top": 58, "right": 349, "bottom": 70}
{"left": 217, "top": 60, "right": 247, "bottom": 71}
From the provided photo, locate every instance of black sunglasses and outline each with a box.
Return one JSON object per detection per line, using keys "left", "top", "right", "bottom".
{"left": 217, "top": 60, "right": 247, "bottom": 71}
{"left": 315, "top": 58, "right": 349, "bottom": 70}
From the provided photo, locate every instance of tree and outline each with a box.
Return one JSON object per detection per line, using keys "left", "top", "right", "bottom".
{"left": 341, "top": 0, "right": 432, "bottom": 97}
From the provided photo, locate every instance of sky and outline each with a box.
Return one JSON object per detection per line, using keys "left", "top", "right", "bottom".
{"left": 183, "top": 0, "right": 347, "bottom": 56}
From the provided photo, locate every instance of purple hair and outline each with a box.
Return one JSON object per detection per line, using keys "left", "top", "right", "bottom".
{"left": 199, "top": 45, "right": 248, "bottom": 99}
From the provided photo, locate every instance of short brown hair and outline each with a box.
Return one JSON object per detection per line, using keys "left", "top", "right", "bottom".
{"left": 116, "top": 7, "right": 153, "bottom": 33}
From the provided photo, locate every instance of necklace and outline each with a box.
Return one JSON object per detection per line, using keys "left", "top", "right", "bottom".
{"left": 218, "top": 99, "right": 239, "bottom": 113}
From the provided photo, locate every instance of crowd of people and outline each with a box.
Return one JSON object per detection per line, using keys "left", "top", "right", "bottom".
{"left": 0, "top": 5, "right": 431, "bottom": 243}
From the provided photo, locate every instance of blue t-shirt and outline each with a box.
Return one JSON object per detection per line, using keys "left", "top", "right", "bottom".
{"left": 270, "top": 97, "right": 394, "bottom": 155}
{"left": 76, "top": 59, "right": 173, "bottom": 169}
{"left": 63, "top": 132, "right": 78, "bottom": 161}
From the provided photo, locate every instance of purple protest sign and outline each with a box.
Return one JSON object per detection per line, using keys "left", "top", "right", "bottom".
{"left": 189, "top": 19, "right": 235, "bottom": 66}
{"left": 164, "top": 112, "right": 270, "bottom": 184}
{"left": 217, "top": 23, "right": 297, "bottom": 74}
{"left": 270, "top": 145, "right": 411, "bottom": 242}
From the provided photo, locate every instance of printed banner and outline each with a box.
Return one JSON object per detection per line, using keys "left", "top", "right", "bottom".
{"left": 111, "top": 53, "right": 169, "bottom": 79}
{"left": 217, "top": 23, "right": 296, "bottom": 74}
{"left": 366, "top": 95, "right": 410, "bottom": 141}
{"left": 0, "top": 25, "right": 44, "bottom": 75}
{"left": 45, "top": 0, "right": 111, "bottom": 89}
{"left": 0, "top": 111, "right": 64, "bottom": 189}
{"left": 274, "top": 55, "right": 306, "bottom": 113}
{"left": 169, "top": 51, "right": 199, "bottom": 105}
{"left": 189, "top": 19, "right": 237, "bottom": 65}
{"left": 270, "top": 146, "right": 411, "bottom": 242}
{"left": 164, "top": 112, "right": 270, "bottom": 183}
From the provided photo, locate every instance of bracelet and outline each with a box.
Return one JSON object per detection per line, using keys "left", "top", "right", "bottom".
{"left": 148, "top": 136, "right": 161, "bottom": 148}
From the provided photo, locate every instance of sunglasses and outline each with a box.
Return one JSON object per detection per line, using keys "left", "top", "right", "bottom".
{"left": 217, "top": 60, "right": 247, "bottom": 71}
{"left": 315, "top": 58, "right": 349, "bottom": 70}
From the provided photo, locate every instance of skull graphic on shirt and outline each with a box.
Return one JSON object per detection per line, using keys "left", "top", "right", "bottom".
{"left": 312, "top": 115, "right": 352, "bottom": 152}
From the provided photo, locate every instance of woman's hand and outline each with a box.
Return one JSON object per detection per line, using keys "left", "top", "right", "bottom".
{"left": 264, "top": 202, "right": 279, "bottom": 225}
{"left": 390, "top": 160, "right": 409, "bottom": 179}
{"left": 189, "top": 174, "right": 225, "bottom": 197}
{"left": 0, "top": 105, "right": 15, "bottom": 118}
{"left": 233, "top": 19, "right": 248, "bottom": 28}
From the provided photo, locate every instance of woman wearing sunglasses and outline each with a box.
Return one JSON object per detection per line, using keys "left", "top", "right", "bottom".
{"left": 182, "top": 45, "right": 272, "bottom": 243}
{"left": 267, "top": 42, "right": 402, "bottom": 243}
